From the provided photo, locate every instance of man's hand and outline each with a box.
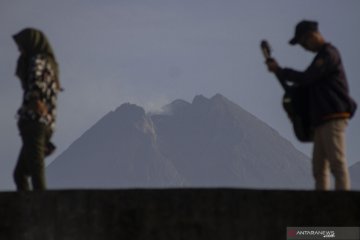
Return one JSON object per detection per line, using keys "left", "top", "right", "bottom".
{"left": 265, "top": 58, "right": 280, "bottom": 73}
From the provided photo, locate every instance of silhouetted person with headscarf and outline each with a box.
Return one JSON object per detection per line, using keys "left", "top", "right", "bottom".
{"left": 13, "top": 28, "right": 61, "bottom": 191}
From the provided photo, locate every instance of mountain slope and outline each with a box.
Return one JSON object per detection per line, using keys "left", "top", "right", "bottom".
{"left": 48, "top": 94, "right": 312, "bottom": 189}
{"left": 48, "top": 103, "right": 183, "bottom": 188}
{"left": 152, "top": 94, "right": 311, "bottom": 188}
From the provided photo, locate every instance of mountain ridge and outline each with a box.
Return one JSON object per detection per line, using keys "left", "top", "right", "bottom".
{"left": 48, "top": 93, "right": 312, "bottom": 189}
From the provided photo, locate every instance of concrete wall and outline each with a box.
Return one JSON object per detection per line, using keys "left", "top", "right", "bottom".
{"left": 0, "top": 189, "right": 359, "bottom": 240}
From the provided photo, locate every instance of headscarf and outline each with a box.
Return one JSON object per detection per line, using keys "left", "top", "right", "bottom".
{"left": 13, "top": 28, "right": 61, "bottom": 91}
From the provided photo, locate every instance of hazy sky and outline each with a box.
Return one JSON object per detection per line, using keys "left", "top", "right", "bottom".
{"left": 1, "top": 0, "right": 359, "bottom": 190}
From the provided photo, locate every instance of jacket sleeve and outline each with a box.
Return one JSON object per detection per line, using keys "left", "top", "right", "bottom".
{"left": 278, "top": 47, "right": 340, "bottom": 86}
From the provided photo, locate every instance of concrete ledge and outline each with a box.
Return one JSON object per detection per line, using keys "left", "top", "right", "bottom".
{"left": 0, "top": 189, "right": 359, "bottom": 240}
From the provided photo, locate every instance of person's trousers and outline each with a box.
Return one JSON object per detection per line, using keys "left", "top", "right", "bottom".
{"left": 312, "top": 119, "right": 350, "bottom": 190}
{"left": 13, "top": 120, "right": 52, "bottom": 191}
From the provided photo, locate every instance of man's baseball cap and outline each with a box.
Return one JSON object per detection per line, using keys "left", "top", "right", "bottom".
{"left": 289, "top": 20, "right": 318, "bottom": 45}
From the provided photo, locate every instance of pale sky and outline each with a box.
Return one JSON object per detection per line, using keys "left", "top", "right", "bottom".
{"left": 1, "top": 0, "right": 359, "bottom": 190}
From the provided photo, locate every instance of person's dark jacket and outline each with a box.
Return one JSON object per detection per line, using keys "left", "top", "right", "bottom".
{"left": 278, "top": 43, "right": 357, "bottom": 127}
{"left": 13, "top": 28, "right": 61, "bottom": 131}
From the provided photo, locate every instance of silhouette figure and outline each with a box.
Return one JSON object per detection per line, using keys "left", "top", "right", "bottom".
{"left": 265, "top": 20, "right": 357, "bottom": 190}
{"left": 13, "top": 28, "right": 61, "bottom": 191}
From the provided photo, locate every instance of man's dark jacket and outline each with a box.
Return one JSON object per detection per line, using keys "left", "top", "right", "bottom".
{"left": 278, "top": 43, "right": 357, "bottom": 127}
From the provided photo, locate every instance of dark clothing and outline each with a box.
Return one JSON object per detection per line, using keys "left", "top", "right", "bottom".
{"left": 14, "top": 120, "right": 52, "bottom": 191}
{"left": 17, "top": 54, "right": 58, "bottom": 130}
{"left": 278, "top": 43, "right": 357, "bottom": 127}
{"left": 13, "top": 28, "right": 60, "bottom": 191}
